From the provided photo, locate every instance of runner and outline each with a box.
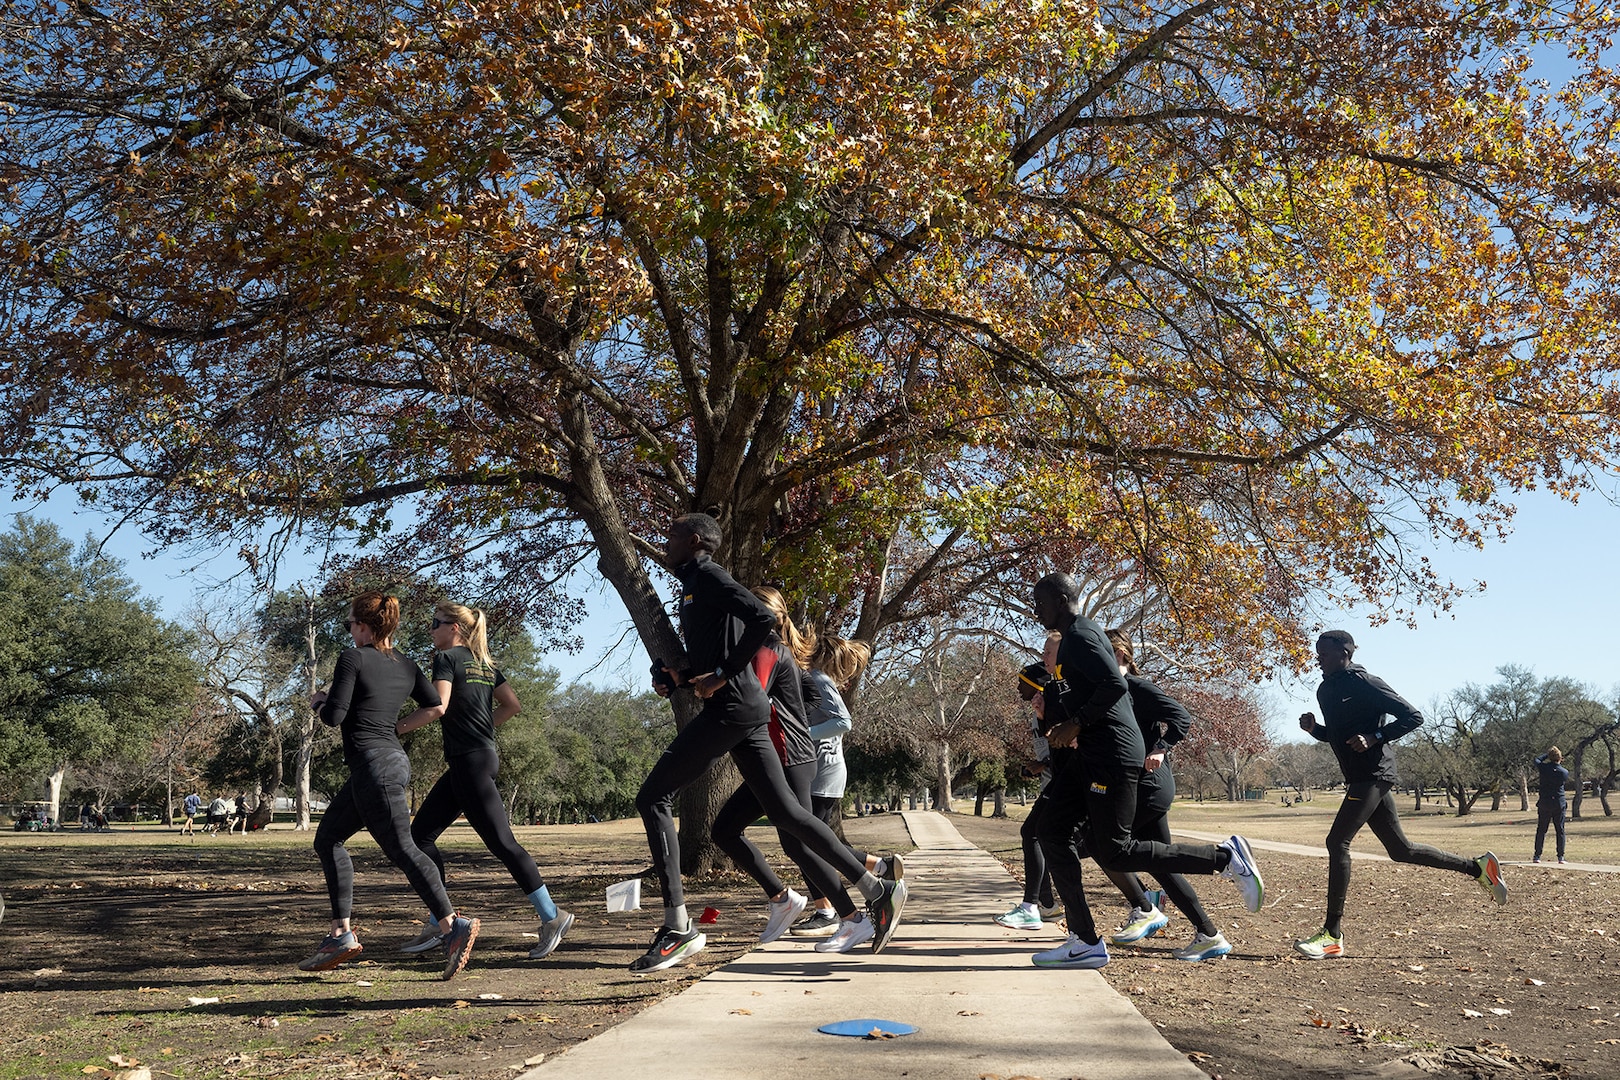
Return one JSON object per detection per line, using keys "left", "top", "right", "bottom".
{"left": 1294, "top": 630, "right": 1508, "bottom": 959}
{"left": 1102, "top": 630, "right": 1231, "bottom": 962}
{"left": 1029, "top": 572, "right": 1263, "bottom": 970}
{"left": 302, "top": 591, "right": 479, "bottom": 980}
{"left": 710, "top": 587, "right": 899, "bottom": 952}
{"left": 792, "top": 631, "right": 898, "bottom": 938}
{"left": 634, "top": 513, "right": 906, "bottom": 972}
{"left": 994, "top": 632, "right": 1062, "bottom": 930}
{"left": 397, "top": 602, "right": 573, "bottom": 961}
{"left": 1532, "top": 747, "right": 1569, "bottom": 864}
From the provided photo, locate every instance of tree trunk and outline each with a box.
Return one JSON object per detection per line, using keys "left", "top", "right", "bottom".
{"left": 933, "top": 742, "right": 953, "bottom": 812}
{"left": 46, "top": 766, "right": 65, "bottom": 825}
{"left": 1516, "top": 770, "right": 1529, "bottom": 811}
{"left": 1412, "top": 787, "right": 1422, "bottom": 812}
{"left": 973, "top": 782, "right": 985, "bottom": 816}
{"left": 992, "top": 786, "right": 1007, "bottom": 818}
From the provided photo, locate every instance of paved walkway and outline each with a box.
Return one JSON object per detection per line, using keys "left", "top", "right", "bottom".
{"left": 521, "top": 810, "right": 1206, "bottom": 1080}
{"left": 1174, "top": 829, "right": 1620, "bottom": 874}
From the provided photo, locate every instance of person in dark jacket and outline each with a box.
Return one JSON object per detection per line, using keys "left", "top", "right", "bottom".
{"left": 1532, "top": 746, "right": 1569, "bottom": 864}
{"left": 1029, "top": 573, "right": 1263, "bottom": 970}
{"left": 632, "top": 513, "right": 906, "bottom": 972}
{"left": 1294, "top": 630, "right": 1508, "bottom": 960}
{"left": 1100, "top": 630, "right": 1231, "bottom": 962}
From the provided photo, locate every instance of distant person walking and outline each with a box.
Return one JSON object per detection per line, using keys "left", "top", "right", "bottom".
{"left": 1294, "top": 630, "right": 1508, "bottom": 960}
{"left": 303, "top": 591, "right": 479, "bottom": 979}
{"left": 1533, "top": 747, "right": 1569, "bottom": 864}
{"left": 179, "top": 792, "right": 201, "bottom": 837}
{"left": 399, "top": 602, "right": 572, "bottom": 961}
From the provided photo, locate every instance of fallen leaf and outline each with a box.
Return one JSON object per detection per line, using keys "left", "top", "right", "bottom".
{"left": 108, "top": 1056, "right": 139, "bottom": 1068}
{"left": 730, "top": 1008, "right": 752, "bottom": 1015}
{"left": 1490, "top": 1008, "right": 1512, "bottom": 1016}
{"left": 864, "top": 1029, "right": 896, "bottom": 1040}
{"left": 1411, "top": 1002, "right": 1430, "bottom": 1009}
{"left": 253, "top": 1017, "right": 280, "bottom": 1029}
{"left": 35, "top": 968, "right": 66, "bottom": 977}
{"left": 523, "top": 1054, "right": 546, "bottom": 1067}
{"left": 185, "top": 997, "right": 219, "bottom": 1007}
{"left": 1526, "top": 978, "right": 1545, "bottom": 986}
{"left": 451, "top": 1000, "right": 471, "bottom": 1009}
{"left": 958, "top": 1010, "right": 982, "bottom": 1016}
{"left": 114, "top": 1071, "right": 150, "bottom": 1080}
{"left": 1462, "top": 1009, "right": 1483, "bottom": 1018}
{"left": 355, "top": 981, "right": 373, "bottom": 987}
{"left": 136, "top": 987, "right": 162, "bottom": 994}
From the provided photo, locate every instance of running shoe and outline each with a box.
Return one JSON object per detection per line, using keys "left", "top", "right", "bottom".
{"left": 1532, "top": 856, "right": 1541, "bottom": 864}
{"left": 815, "top": 913, "right": 875, "bottom": 952}
{"left": 1219, "top": 835, "right": 1265, "bottom": 912}
{"left": 994, "top": 904, "right": 1044, "bottom": 930}
{"left": 441, "top": 915, "right": 479, "bottom": 980}
{"left": 629, "top": 922, "right": 706, "bottom": 972}
{"left": 1558, "top": 857, "right": 1566, "bottom": 864}
{"left": 1172, "top": 931, "right": 1232, "bottom": 962}
{"left": 760, "top": 889, "right": 807, "bottom": 944}
{"left": 1109, "top": 905, "right": 1168, "bottom": 944}
{"left": 529, "top": 909, "right": 574, "bottom": 960}
{"left": 1032, "top": 933, "right": 1109, "bottom": 969}
{"left": 1474, "top": 851, "right": 1508, "bottom": 906}
{"left": 1038, "top": 901, "right": 1061, "bottom": 919}
{"left": 867, "top": 878, "right": 907, "bottom": 953}
{"left": 297, "top": 931, "right": 363, "bottom": 972}
{"left": 397, "top": 924, "right": 444, "bottom": 955}
{"left": 1293, "top": 927, "right": 1344, "bottom": 959}
{"left": 880, "top": 852, "right": 905, "bottom": 881}
{"left": 790, "top": 911, "right": 840, "bottom": 938}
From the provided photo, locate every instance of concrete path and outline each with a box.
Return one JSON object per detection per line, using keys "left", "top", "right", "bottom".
{"left": 521, "top": 810, "right": 1205, "bottom": 1080}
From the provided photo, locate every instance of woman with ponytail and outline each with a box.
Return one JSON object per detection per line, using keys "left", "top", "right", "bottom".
{"left": 397, "top": 603, "right": 572, "bottom": 961}
{"left": 304, "top": 592, "right": 479, "bottom": 980}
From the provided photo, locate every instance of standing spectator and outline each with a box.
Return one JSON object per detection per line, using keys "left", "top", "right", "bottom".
{"left": 1533, "top": 747, "right": 1569, "bottom": 864}
{"left": 180, "top": 791, "right": 202, "bottom": 837}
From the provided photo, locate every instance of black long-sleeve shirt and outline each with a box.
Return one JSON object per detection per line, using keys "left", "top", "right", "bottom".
{"left": 1534, "top": 753, "right": 1570, "bottom": 804}
{"left": 320, "top": 645, "right": 440, "bottom": 763}
{"left": 1305, "top": 663, "right": 1422, "bottom": 784}
{"left": 673, "top": 553, "right": 777, "bottom": 724}
{"left": 1126, "top": 674, "right": 1192, "bottom": 791}
{"left": 753, "top": 638, "right": 815, "bottom": 768}
{"left": 1049, "top": 613, "right": 1142, "bottom": 770}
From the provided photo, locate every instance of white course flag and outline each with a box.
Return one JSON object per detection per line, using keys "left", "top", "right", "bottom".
{"left": 605, "top": 878, "right": 641, "bottom": 912}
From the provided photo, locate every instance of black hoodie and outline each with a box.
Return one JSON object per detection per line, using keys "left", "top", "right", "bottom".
{"left": 672, "top": 553, "right": 777, "bottom": 725}
{"left": 1306, "top": 663, "right": 1422, "bottom": 784}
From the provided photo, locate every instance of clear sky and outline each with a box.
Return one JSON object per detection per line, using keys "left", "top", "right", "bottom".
{"left": 14, "top": 478, "right": 1620, "bottom": 741}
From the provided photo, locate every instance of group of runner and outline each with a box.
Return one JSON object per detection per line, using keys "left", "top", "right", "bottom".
{"left": 1002, "top": 593, "right": 1508, "bottom": 966}
{"left": 292, "top": 516, "right": 1511, "bottom": 979}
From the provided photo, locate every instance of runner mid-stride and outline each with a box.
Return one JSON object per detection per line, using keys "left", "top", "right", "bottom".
{"left": 1294, "top": 630, "right": 1508, "bottom": 959}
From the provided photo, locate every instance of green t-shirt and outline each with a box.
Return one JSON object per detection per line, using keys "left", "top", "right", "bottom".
{"left": 431, "top": 645, "right": 507, "bottom": 758}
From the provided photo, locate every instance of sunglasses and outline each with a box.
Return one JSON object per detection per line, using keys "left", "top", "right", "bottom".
{"left": 342, "top": 618, "right": 357, "bottom": 631}
{"left": 430, "top": 618, "right": 455, "bottom": 630}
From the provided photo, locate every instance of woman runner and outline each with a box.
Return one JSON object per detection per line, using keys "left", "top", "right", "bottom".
{"left": 302, "top": 592, "right": 479, "bottom": 979}
{"left": 397, "top": 603, "right": 573, "bottom": 960}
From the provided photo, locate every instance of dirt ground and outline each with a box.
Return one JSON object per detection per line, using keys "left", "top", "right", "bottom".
{"left": 951, "top": 809, "right": 1620, "bottom": 1080}
{"left": 1, "top": 809, "right": 1615, "bottom": 1080}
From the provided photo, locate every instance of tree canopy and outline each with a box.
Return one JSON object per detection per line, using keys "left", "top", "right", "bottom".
{"left": 6, "top": 1, "right": 1620, "bottom": 680}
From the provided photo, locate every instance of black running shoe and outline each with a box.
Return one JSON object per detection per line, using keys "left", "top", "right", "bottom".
{"left": 629, "top": 923, "right": 706, "bottom": 973}
{"left": 868, "top": 879, "right": 908, "bottom": 953}
{"left": 789, "top": 911, "right": 840, "bottom": 938}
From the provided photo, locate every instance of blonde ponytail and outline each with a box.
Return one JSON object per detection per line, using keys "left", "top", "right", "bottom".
{"left": 434, "top": 602, "right": 495, "bottom": 670}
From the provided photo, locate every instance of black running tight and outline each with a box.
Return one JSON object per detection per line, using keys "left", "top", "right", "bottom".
{"left": 411, "top": 747, "right": 545, "bottom": 896}
{"left": 1323, "top": 779, "right": 1475, "bottom": 936}
{"left": 714, "top": 759, "right": 855, "bottom": 913}
{"left": 315, "top": 746, "right": 454, "bottom": 923}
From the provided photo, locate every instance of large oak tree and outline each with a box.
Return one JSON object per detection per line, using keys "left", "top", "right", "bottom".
{"left": 7, "top": 1, "right": 1620, "bottom": 859}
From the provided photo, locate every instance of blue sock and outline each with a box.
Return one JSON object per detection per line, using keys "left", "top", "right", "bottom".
{"left": 527, "top": 885, "right": 558, "bottom": 922}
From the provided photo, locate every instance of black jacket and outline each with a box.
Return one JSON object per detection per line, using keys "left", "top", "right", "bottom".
{"left": 1534, "top": 753, "right": 1570, "bottom": 804}
{"left": 1049, "top": 613, "right": 1142, "bottom": 771}
{"left": 1306, "top": 664, "right": 1422, "bottom": 784}
{"left": 1126, "top": 674, "right": 1192, "bottom": 790}
{"left": 672, "top": 553, "right": 777, "bottom": 723}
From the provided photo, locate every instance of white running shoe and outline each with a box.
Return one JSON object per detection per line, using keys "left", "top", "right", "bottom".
{"left": 1032, "top": 933, "right": 1109, "bottom": 969}
{"left": 815, "top": 913, "right": 875, "bottom": 953}
{"left": 1172, "top": 931, "right": 1232, "bottom": 961}
{"left": 529, "top": 909, "right": 574, "bottom": 960}
{"left": 995, "top": 904, "right": 1044, "bottom": 930}
{"left": 1109, "top": 905, "right": 1168, "bottom": 944}
{"left": 1219, "top": 835, "right": 1264, "bottom": 912}
{"left": 760, "top": 889, "right": 807, "bottom": 943}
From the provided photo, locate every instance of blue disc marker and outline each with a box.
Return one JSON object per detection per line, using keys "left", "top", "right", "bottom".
{"left": 818, "top": 1018, "right": 917, "bottom": 1037}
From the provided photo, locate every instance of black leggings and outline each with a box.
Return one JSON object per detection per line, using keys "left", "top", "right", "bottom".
{"left": 1534, "top": 800, "right": 1567, "bottom": 860}
{"left": 315, "top": 746, "right": 454, "bottom": 923}
{"left": 1037, "top": 757, "right": 1222, "bottom": 943}
{"left": 411, "top": 747, "right": 545, "bottom": 896}
{"left": 1112, "top": 769, "right": 1216, "bottom": 936}
{"left": 636, "top": 708, "right": 870, "bottom": 918}
{"left": 714, "top": 760, "right": 855, "bottom": 913}
{"left": 1324, "top": 780, "right": 1475, "bottom": 935}
{"left": 1020, "top": 790, "right": 1056, "bottom": 907}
